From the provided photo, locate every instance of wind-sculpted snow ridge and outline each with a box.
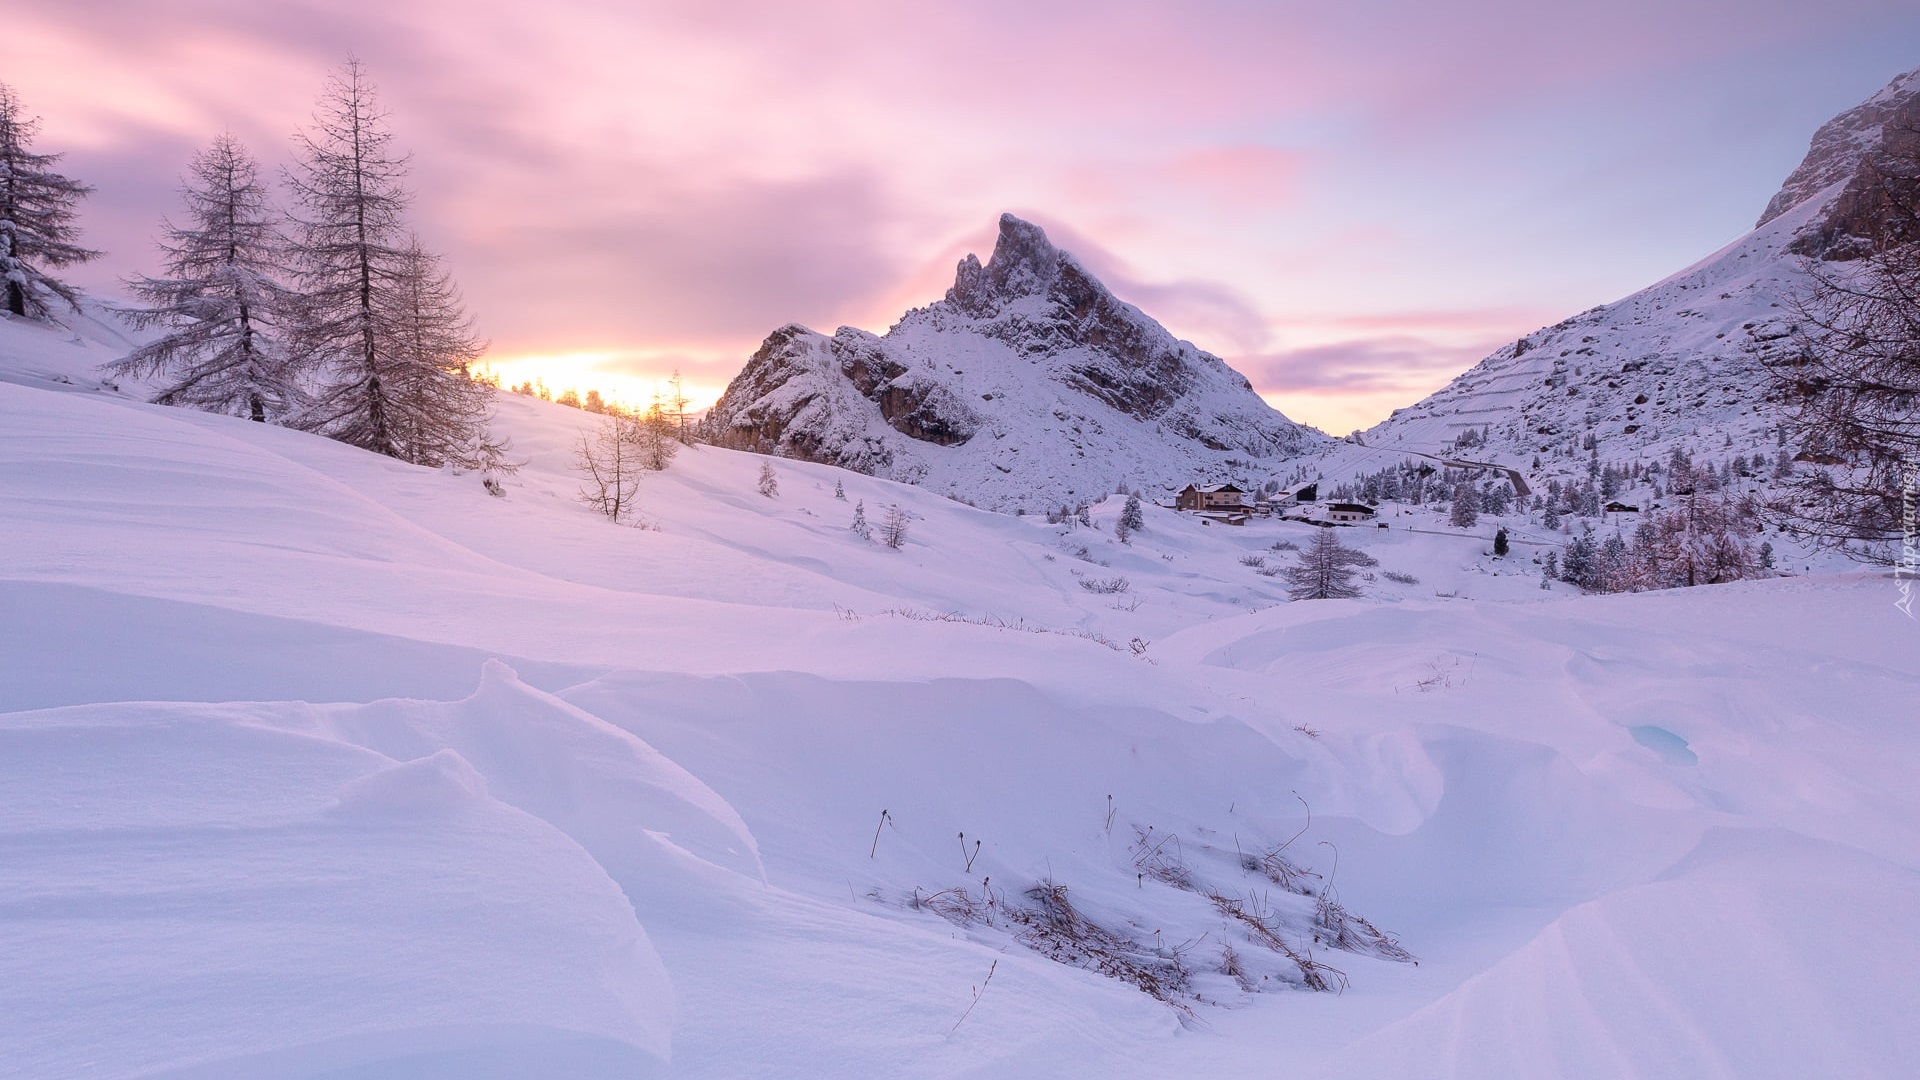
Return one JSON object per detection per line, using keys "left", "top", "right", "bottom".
{"left": 705, "top": 213, "right": 1326, "bottom": 511}
{"left": 1328, "top": 66, "right": 1920, "bottom": 487}
{"left": 0, "top": 680, "right": 683, "bottom": 1079}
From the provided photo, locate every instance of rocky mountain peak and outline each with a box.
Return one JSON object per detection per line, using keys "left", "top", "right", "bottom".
{"left": 703, "top": 212, "right": 1322, "bottom": 510}
{"left": 948, "top": 213, "right": 1067, "bottom": 316}
{"left": 1759, "top": 66, "right": 1920, "bottom": 257}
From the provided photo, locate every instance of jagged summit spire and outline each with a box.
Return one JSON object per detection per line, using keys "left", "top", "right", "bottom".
{"left": 948, "top": 213, "right": 1068, "bottom": 315}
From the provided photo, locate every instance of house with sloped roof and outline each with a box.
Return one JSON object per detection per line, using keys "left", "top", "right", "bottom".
{"left": 1175, "top": 483, "right": 1248, "bottom": 512}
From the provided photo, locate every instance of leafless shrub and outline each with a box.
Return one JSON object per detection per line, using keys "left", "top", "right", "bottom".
{"left": 1205, "top": 888, "right": 1348, "bottom": 993}
{"left": 1239, "top": 553, "right": 1266, "bottom": 568}
{"left": 1382, "top": 570, "right": 1419, "bottom": 585}
{"left": 1009, "top": 881, "right": 1195, "bottom": 1017}
{"left": 913, "top": 885, "right": 992, "bottom": 928}
{"left": 1131, "top": 826, "right": 1196, "bottom": 890}
{"left": 1270, "top": 538, "right": 1300, "bottom": 551}
{"left": 1313, "top": 894, "right": 1416, "bottom": 963}
{"left": 1220, "top": 944, "right": 1258, "bottom": 993}
{"left": 1079, "top": 575, "right": 1132, "bottom": 594}
{"left": 1251, "top": 846, "right": 1320, "bottom": 895}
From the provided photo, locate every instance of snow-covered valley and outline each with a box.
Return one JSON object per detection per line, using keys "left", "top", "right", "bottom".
{"left": 4, "top": 310, "right": 1917, "bottom": 1079}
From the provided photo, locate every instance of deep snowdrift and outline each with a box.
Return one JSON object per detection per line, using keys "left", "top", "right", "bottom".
{"left": 3, "top": 312, "right": 1917, "bottom": 1079}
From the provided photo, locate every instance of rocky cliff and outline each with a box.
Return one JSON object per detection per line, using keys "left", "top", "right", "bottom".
{"left": 1760, "top": 68, "right": 1920, "bottom": 258}
{"left": 705, "top": 214, "right": 1323, "bottom": 510}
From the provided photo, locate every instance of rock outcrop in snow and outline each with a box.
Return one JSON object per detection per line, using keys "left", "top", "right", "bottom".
{"left": 1338, "top": 65, "right": 1920, "bottom": 478}
{"left": 704, "top": 214, "right": 1324, "bottom": 510}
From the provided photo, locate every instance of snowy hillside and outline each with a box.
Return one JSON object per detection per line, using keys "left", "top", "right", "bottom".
{"left": 5, "top": 307, "right": 1918, "bottom": 1079}
{"left": 704, "top": 214, "right": 1326, "bottom": 512}
{"left": 1315, "top": 66, "right": 1920, "bottom": 495}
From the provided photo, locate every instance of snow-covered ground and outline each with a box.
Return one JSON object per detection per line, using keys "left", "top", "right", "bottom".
{"left": 4, "top": 313, "right": 1918, "bottom": 1079}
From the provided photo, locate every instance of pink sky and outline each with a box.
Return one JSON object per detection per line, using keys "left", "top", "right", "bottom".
{"left": 5, "top": 1, "right": 1916, "bottom": 432}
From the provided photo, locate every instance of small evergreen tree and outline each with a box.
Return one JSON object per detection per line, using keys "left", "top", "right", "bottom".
{"left": 1449, "top": 482, "right": 1480, "bottom": 528}
{"left": 757, "top": 459, "right": 779, "bottom": 497}
{"left": 850, "top": 500, "right": 871, "bottom": 539}
{"left": 834, "top": 478, "right": 846, "bottom": 500}
{"left": 1120, "top": 493, "right": 1145, "bottom": 533}
{"left": 1561, "top": 532, "right": 1599, "bottom": 590}
{"left": 879, "top": 503, "right": 909, "bottom": 549}
{"left": 0, "top": 83, "right": 99, "bottom": 319}
{"left": 108, "top": 133, "right": 295, "bottom": 421}
{"left": 1493, "top": 526, "right": 1509, "bottom": 558}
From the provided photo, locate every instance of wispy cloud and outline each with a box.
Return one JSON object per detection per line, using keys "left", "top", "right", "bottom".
{"left": 4, "top": 0, "right": 1913, "bottom": 429}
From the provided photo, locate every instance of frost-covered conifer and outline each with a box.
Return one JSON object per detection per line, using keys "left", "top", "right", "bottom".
{"left": 0, "top": 83, "right": 98, "bottom": 319}
{"left": 757, "top": 460, "right": 779, "bottom": 497}
{"left": 284, "top": 60, "right": 491, "bottom": 465}
{"left": 384, "top": 237, "right": 494, "bottom": 465}
{"left": 1120, "top": 493, "right": 1145, "bottom": 534}
{"left": 109, "top": 134, "right": 295, "bottom": 421}
{"left": 1284, "top": 528, "right": 1376, "bottom": 601}
{"left": 1561, "top": 532, "right": 1599, "bottom": 590}
{"left": 1448, "top": 482, "right": 1480, "bottom": 528}
{"left": 850, "top": 500, "right": 871, "bottom": 539}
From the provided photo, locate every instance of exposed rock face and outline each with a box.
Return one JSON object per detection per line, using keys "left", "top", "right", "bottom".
{"left": 1759, "top": 68, "right": 1920, "bottom": 258}
{"left": 705, "top": 214, "right": 1322, "bottom": 510}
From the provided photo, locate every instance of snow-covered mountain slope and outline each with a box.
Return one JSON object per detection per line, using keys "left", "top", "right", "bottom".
{"left": 704, "top": 214, "right": 1326, "bottom": 511}
{"left": 1321, "top": 66, "right": 1920, "bottom": 487}
{"left": 4, "top": 309, "right": 1917, "bottom": 1078}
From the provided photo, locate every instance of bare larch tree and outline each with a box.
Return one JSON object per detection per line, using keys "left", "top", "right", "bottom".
{"left": 284, "top": 59, "right": 491, "bottom": 464}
